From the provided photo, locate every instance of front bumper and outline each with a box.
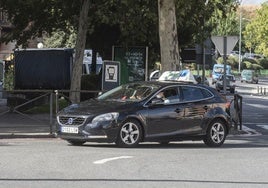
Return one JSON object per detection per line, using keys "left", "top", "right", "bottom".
{"left": 57, "top": 120, "right": 119, "bottom": 143}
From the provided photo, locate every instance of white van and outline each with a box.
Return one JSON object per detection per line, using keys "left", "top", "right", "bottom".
{"left": 212, "top": 64, "right": 231, "bottom": 84}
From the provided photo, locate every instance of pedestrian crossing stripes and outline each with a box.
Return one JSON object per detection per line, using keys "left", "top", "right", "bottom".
{"left": 239, "top": 123, "right": 268, "bottom": 136}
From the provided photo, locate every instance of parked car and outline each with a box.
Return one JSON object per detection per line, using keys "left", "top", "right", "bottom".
{"left": 241, "top": 69, "right": 259, "bottom": 84}
{"left": 215, "top": 74, "right": 236, "bottom": 93}
{"left": 243, "top": 53, "right": 264, "bottom": 60}
{"left": 57, "top": 81, "right": 232, "bottom": 148}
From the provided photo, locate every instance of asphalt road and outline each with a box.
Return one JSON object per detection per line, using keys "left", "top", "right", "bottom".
{"left": 0, "top": 137, "right": 268, "bottom": 188}
{"left": 0, "top": 77, "right": 268, "bottom": 188}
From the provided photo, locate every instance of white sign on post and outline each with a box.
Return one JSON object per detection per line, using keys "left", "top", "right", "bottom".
{"left": 211, "top": 36, "right": 238, "bottom": 94}
{"left": 211, "top": 36, "right": 239, "bottom": 56}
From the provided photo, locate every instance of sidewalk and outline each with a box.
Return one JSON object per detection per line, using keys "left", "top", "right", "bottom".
{"left": 0, "top": 101, "right": 57, "bottom": 139}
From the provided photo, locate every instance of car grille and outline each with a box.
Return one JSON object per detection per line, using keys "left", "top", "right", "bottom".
{"left": 58, "top": 116, "right": 86, "bottom": 126}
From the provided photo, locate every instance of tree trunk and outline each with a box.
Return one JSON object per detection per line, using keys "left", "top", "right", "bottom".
{"left": 158, "top": 0, "right": 180, "bottom": 72}
{"left": 69, "top": 0, "right": 90, "bottom": 103}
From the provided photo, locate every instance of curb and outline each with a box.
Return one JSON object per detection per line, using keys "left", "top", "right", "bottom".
{"left": 0, "top": 133, "right": 57, "bottom": 139}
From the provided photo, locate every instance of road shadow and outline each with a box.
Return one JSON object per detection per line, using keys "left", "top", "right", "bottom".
{"left": 70, "top": 135, "right": 268, "bottom": 149}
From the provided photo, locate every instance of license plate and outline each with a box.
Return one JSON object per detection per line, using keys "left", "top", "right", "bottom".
{"left": 61, "top": 127, "right": 79, "bottom": 134}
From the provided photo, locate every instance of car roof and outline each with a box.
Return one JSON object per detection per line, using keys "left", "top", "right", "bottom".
{"left": 135, "top": 80, "right": 209, "bottom": 89}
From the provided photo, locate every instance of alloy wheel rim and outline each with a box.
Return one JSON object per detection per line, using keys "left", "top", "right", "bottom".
{"left": 120, "top": 122, "right": 139, "bottom": 145}
{"left": 211, "top": 123, "right": 225, "bottom": 143}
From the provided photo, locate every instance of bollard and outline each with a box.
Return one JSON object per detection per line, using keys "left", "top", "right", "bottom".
{"left": 55, "top": 90, "right": 59, "bottom": 113}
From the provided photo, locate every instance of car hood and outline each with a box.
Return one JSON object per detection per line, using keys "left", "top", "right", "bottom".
{"left": 58, "top": 99, "right": 137, "bottom": 116}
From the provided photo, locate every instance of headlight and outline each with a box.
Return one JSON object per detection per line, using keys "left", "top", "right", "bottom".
{"left": 92, "top": 112, "right": 119, "bottom": 123}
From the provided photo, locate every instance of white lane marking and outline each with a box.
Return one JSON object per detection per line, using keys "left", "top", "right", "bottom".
{"left": 256, "top": 124, "right": 268, "bottom": 130}
{"left": 245, "top": 103, "right": 268, "bottom": 108}
{"left": 240, "top": 125, "right": 262, "bottom": 136}
{"left": 93, "top": 156, "right": 133, "bottom": 164}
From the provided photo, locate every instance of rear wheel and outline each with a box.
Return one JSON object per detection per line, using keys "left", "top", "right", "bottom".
{"left": 67, "top": 140, "right": 86, "bottom": 146}
{"left": 203, "top": 119, "right": 227, "bottom": 147}
{"left": 116, "top": 119, "right": 142, "bottom": 148}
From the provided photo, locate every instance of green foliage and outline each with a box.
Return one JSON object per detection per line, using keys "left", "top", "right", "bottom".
{"left": 259, "top": 58, "right": 268, "bottom": 69}
{"left": 3, "top": 67, "right": 14, "bottom": 90}
{"left": 43, "top": 27, "right": 77, "bottom": 48}
{"left": 0, "top": 0, "right": 80, "bottom": 47}
{"left": 215, "top": 56, "right": 238, "bottom": 68}
{"left": 244, "top": 3, "right": 268, "bottom": 56}
{"left": 251, "top": 63, "right": 263, "bottom": 70}
{"left": 0, "top": 0, "right": 239, "bottom": 67}
{"left": 242, "top": 58, "right": 263, "bottom": 70}
{"left": 210, "top": 4, "right": 239, "bottom": 36}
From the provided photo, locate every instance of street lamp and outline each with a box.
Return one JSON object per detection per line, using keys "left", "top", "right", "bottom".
{"left": 239, "top": 9, "right": 242, "bottom": 73}
{"left": 239, "top": 14, "right": 251, "bottom": 72}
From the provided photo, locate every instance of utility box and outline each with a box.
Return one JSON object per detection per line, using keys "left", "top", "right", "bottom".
{"left": 14, "top": 48, "right": 73, "bottom": 90}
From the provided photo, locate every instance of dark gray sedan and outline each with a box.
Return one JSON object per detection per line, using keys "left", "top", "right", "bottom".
{"left": 57, "top": 81, "right": 232, "bottom": 148}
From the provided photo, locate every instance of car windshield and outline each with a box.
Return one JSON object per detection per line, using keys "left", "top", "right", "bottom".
{"left": 226, "top": 75, "right": 234, "bottom": 80}
{"left": 219, "top": 75, "right": 234, "bottom": 81}
{"left": 243, "top": 70, "right": 253, "bottom": 76}
{"left": 97, "top": 82, "right": 160, "bottom": 102}
{"left": 214, "top": 67, "right": 224, "bottom": 74}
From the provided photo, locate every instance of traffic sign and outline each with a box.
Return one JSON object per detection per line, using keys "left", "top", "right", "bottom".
{"left": 211, "top": 36, "right": 239, "bottom": 56}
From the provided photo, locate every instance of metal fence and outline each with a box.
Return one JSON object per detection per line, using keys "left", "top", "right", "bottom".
{"left": 0, "top": 89, "right": 244, "bottom": 135}
{"left": 0, "top": 89, "right": 100, "bottom": 135}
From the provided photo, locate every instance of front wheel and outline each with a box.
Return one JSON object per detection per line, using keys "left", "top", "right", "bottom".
{"left": 203, "top": 119, "right": 227, "bottom": 147}
{"left": 116, "top": 119, "right": 142, "bottom": 148}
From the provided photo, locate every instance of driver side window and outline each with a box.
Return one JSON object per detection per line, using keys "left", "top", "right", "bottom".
{"left": 151, "top": 87, "right": 180, "bottom": 104}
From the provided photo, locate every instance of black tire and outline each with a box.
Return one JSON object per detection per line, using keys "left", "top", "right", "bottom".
{"left": 203, "top": 119, "right": 227, "bottom": 147}
{"left": 67, "top": 140, "right": 86, "bottom": 146}
{"left": 116, "top": 119, "right": 142, "bottom": 148}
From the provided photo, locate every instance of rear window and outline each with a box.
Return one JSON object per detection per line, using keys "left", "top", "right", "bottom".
{"left": 181, "top": 86, "right": 213, "bottom": 102}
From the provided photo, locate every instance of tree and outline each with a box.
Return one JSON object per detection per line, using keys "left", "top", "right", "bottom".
{"left": 244, "top": 3, "right": 268, "bottom": 56}
{"left": 43, "top": 27, "right": 76, "bottom": 48}
{"left": 0, "top": 0, "right": 237, "bottom": 103}
{"left": 69, "top": 0, "right": 90, "bottom": 103}
{"left": 0, "top": 0, "right": 80, "bottom": 46}
{"left": 158, "top": 0, "right": 179, "bottom": 72}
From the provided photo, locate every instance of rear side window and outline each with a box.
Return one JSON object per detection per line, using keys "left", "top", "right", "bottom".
{"left": 181, "top": 86, "right": 213, "bottom": 102}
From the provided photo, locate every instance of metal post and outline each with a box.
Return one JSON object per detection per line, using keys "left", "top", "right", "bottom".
{"left": 238, "top": 9, "right": 242, "bottom": 73}
{"left": 49, "top": 92, "right": 53, "bottom": 134}
{"left": 239, "top": 95, "right": 243, "bottom": 130}
{"left": 223, "top": 36, "right": 227, "bottom": 94}
{"left": 55, "top": 90, "right": 59, "bottom": 114}
{"left": 202, "top": 39, "right": 206, "bottom": 84}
